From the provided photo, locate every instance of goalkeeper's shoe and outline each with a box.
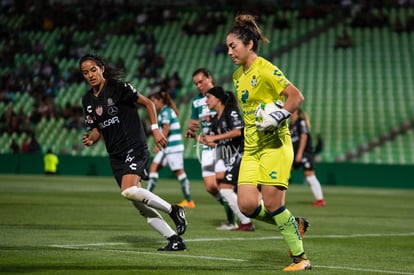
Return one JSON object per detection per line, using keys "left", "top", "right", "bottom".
{"left": 158, "top": 235, "right": 186, "bottom": 251}
{"left": 283, "top": 254, "right": 312, "bottom": 271}
{"left": 169, "top": 205, "right": 187, "bottom": 235}
{"left": 296, "top": 217, "right": 310, "bottom": 238}
{"left": 288, "top": 217, "right": 310, "bottom": 257}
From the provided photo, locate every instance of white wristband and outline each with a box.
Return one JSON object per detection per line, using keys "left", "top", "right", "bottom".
{"left": 151, "top": 124, "right": 159, "bottom": 130}
{"left": 280, "top": 108, "right": 292, "bottom": 117}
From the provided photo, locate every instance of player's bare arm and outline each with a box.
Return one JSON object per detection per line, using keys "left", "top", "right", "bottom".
{"left": 281, "top": 84, "right": 304, "bottom": 113}
{"left": 82, "top": 128, "right": 101, "bottom": 146}
{"left": 204, "top": 128, "right": 241, "bottom": 145}
{"left": 137, "top": 95, "right": 168, "bottom": 149}
{"left": 186, "top": 119, "right": 200, "bottom": 138}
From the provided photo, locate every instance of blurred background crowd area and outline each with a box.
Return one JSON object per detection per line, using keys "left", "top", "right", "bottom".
{"left": 0, "top": 0, "right": 413, "bottom": 164}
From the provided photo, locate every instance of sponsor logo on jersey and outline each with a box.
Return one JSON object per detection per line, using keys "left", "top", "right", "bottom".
{"left": 87, "top": 105, "right": 92, "bottom": 113}
{"left": 108, "top": 106, "right": 118, "bottom": 116}
{"left": 193, "top": 96, "right": 207, "bottom": 108}
{"left": 125, "top": 83, "right": 137, "bottom": 94}
{"left": 98, "top": 116, "right": 120, "bottom": 129}
{"left": 125, "top": 153, "right": 135, "bottom": 163}
{"left": 241, "top": 89, "right": 249, "bottom": 103}
{"left": 269, "top": 171, "right": 278, "bottom": 179}
{"left": 274, "top": 69, "right": 282, "bottom": 76}
{"left": 96, "top": 105, "right": 103, "bottom": 116}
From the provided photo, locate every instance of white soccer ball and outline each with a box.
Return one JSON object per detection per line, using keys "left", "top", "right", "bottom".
{"left": 255, "top": 100, "right": 284, "bottom": 123}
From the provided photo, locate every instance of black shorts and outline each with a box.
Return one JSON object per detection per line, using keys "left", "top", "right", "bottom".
{"left": 216, "top": 145, "right": 242, "bottom": 186}
{"left": 293, "top": 151, "right": 315, "bottom": 171}
{"left": 223, "top": 155, "right": 241, "bottom": 185}
{"left": 110, "top": 148, "right": 149, "bottom": 187}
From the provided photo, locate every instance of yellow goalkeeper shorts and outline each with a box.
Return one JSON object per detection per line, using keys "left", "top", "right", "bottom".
{"left": 238, "top": 134, "right": 293, "bottom": 189}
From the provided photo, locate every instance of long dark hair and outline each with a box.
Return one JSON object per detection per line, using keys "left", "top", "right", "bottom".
{"left": 79, "top": 54, "right": 124, "bottom": 81}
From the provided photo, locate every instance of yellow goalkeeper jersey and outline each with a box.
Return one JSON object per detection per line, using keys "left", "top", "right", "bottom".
{"left": 232, "top": 57, "right": 291, "bottom": 152}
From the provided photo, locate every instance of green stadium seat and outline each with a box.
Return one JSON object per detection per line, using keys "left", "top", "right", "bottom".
{"left": 1, "top": 8, "right": 413, "bottom": 164}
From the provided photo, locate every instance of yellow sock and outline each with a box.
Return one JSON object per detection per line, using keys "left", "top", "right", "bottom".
{"left": 250, "top": 201, "right": 276, "bottom": 225}
{"left": 272, "top": 207, "right": 304, "bottom": 256}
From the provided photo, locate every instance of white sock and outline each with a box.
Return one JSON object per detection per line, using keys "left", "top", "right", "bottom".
{"left": 122, "top": 186, "right": 171, "bottom": 213}
{"left": 146, "top": 172, "right": 159, "bottom": 191}
{"left": 132, "top": 201, "right": 175, "bottom": 238}
{"left": 178, "top": 173, "right": 191, "bottom": 200}
{"left": 219, "top": 188, "right": 251, "bottom": 224}
{"left": 306, "top": 175, "right": 324, "bottom": 200}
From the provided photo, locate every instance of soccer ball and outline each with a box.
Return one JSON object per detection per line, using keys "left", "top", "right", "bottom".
{"left": 255, "top": 100, "right": 284, "bottom": 123}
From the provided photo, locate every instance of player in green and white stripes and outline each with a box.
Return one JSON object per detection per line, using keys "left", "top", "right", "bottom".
{"left": 147, "top": 91, "right": 195, "bottom": 208}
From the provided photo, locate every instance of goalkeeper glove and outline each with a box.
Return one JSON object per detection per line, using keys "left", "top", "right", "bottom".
{"left": 255, "top": 108, "right": 291, "bottom": 132}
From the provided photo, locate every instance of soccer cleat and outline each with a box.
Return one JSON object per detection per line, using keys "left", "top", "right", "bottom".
{"left": 296, "top": 217, "right": 310, "bottom": 238}
{"left": 216, "top": 221, "right": 238, "bottom": 231}
{"left": 158, "top": 235, "right": 186, "bottom": 251}
{"left": 169, "top": 205, "right": 187, "bottom": 235}
{"left": 177, "top": 200, "right": 196, "bottom": 209}
{"left": 288, "top": 217, "right": 310, "bottom": 257}
{"left": 283, "top": 256, "right": 312, "bottom": 271}
{"left": 312, "top": 199, "right": 326, "bottom": 207}
{"left": 233, "top": 222, "right": 255, "bottom": 231}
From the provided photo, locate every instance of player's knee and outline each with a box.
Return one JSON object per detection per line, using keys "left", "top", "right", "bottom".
{"left": 121, "top": 186, "right": 142, "bottom": 201}
{"left": 238, "top": 202, "right": 257, "bottom": 217}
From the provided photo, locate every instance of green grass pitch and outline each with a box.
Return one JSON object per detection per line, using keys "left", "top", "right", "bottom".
{"left": 0, "top": 174, "right": 413, "bottom": 274}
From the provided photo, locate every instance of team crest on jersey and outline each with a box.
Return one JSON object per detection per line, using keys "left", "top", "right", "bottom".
{"left": 251, "top": 75, "right": 257, "bottom": 87}
{"left": 86, "top": 115, "right": 94, "bottom": 124}
{"left": 107, "top": 97, "right": 114, "bottom": 106}
{"left": 96, "top": 105, "right": 103, "bottom": 116}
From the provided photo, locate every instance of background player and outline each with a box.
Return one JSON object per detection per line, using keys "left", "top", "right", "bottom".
{"left": 204, "top": 86, "right": 255, "bottom": 231}
{"left": 186, "top": 68, "right": 236, "bottom": 230}
{"left": 289, "top": 108, "right": 326, "bottom": 207}
{"left": 147, "top": 90, "right": 195, "bottom": 208}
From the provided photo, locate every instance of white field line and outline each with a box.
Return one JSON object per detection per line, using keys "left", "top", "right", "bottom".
{"left": 49, "top": 232, "right": 414, "bottom": 274}
{"left": 313, "top": 265, "right": 414, "bottom": 275}
{"left": 48, "top": 245, "right": 246, "bottom": 262}
{"left": 49, "top": 232, "right": 414, "bottom": 248}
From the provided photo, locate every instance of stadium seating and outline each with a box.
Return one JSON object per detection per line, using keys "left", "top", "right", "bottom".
{"left": 1, "top": 7, "right": 413, "bottom": 165}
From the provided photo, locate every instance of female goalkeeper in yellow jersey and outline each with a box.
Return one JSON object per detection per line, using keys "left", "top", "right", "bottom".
{"left": 226, "top": 14, "right": 311, "bottom": 271}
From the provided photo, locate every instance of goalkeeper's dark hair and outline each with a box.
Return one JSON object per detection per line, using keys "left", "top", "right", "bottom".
{"left": 79, "top": 53, "right": 125, "bottom": 80}
{"left": 227, "top": 13, "right": 269, "bottom": 52}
